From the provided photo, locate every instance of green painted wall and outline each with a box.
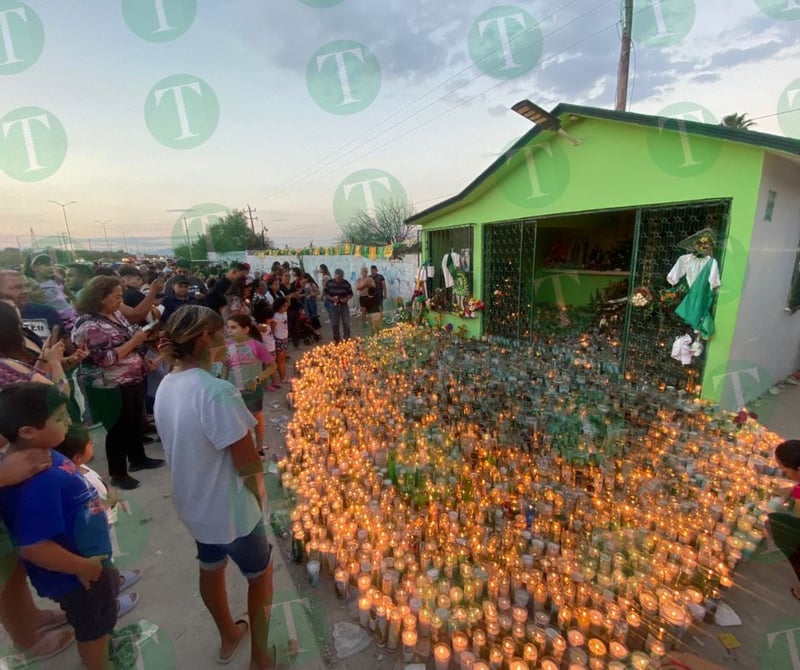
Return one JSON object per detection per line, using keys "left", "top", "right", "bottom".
{"left": 420, "top": 116, "right": 765, "bottom": 403}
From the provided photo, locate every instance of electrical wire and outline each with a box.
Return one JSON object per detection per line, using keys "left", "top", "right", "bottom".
{"left": 257, "top": 0, "right": 617, "bottom": 206}
{"left": 261, "top": 6, "right": 646, "bottom": 205}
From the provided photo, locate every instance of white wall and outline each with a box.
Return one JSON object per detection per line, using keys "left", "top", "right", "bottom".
{"left": 728, "top": 153, "right": 800, "bottom": 401}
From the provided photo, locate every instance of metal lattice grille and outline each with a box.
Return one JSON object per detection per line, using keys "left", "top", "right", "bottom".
{"left": 622, "top": 200, "right": 731, "bottom": 390}
{"left": 483, "top": 219, "right": 537, "bottom": 343}
{"left": 428, "top": 227, "right": 474, "bottom": 293}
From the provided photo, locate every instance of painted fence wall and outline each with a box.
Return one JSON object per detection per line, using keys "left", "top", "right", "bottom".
{"left": 208, "top": 252, "right": 419, "bottom": 313}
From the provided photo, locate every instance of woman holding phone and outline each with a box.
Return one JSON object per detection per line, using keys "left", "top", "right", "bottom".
{"left": 0, "top": 302, "right": 74, "bottom": 394}
{"left": 72, "top": 277, "right": 164, "bottom": 490}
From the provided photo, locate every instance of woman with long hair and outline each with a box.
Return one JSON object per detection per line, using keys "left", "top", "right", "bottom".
{"left": 0, "top": 301, "right": 70, "bottom": 395}
{"left": 318, "top": 264, "right": 333, "bottom": 323}
{"left": 72, "top": 277, "right": 164, "bottom": 490}
{"left": 154, "top": 305, "right": 275, "bottom": 669}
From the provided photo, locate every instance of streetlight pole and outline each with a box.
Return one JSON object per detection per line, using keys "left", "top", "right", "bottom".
{"left": 48, "top": 200, "right": 77, "bottom": 255}
{"left": 97, "top": 220, "right": 112, "bottom": 252}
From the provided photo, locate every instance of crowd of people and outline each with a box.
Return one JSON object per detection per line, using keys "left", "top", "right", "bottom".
{"left": 0, "top": 252, "right": 388, "bottom": 669}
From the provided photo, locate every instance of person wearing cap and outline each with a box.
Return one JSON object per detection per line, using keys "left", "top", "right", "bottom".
{"left": 164, "top": 259, "right": 207, "bottom": 299}
{"left": 119, "top": 266, "right": 146, "bottom": 310}
{"left": 24, "top": 254, "right": 76, "bottom": 330}
{"left": 323, "top": 269, "right": 354, "bottom": 343}
{"left": 160, "top": 276, "right": 196, "bottom": 322}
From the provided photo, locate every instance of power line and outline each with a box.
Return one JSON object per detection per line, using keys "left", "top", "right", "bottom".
{"left": 261, "top": 9, "right": 639, "bottom": 202}
{"left": 747, "top": 107, "right": 800, "bottom": 122}
{"left": 257, "top": 0, "right": 613, "bottom": 206}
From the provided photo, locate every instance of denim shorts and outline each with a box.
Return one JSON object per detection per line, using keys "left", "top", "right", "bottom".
{"left": 195, "top": 521, "right": 272, "bottom": 579}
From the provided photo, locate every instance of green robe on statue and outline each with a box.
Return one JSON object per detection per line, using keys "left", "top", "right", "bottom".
{"left": 675, "top": 257, "right": 716, "bottom": 339}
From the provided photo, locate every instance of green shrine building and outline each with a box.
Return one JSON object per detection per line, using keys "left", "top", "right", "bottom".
{"left": 409, "top": 103, "right": 800, "bottom": 410}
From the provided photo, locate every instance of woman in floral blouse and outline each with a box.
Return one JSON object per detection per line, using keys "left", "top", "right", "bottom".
{"left": 72, "top": 277, "right": 164, "bottom": 490}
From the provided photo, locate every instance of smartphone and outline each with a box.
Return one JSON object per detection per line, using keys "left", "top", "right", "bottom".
{"left": 50, "top": 325, "right": 61, "bottom": 342}
{"left": 141, "top": 321, "right": 158, "bottom": 333}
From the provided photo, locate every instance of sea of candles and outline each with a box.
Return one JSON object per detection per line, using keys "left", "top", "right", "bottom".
{"left": 279, "top": 324, "right": 785, "bottom": 668}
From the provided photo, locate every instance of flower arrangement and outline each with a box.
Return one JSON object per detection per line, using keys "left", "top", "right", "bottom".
{"left": 631, "top": 286, "right": 653, "bottom": 308}
{"left": 461, "top": 297, "right": 485, "bottom": 318}
{"left": 733, "top": 409, "right": 758, "bottom": 426}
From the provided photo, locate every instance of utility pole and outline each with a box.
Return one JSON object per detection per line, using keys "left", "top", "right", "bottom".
{"left": 49, "top": 200, "right": 77, "bottom": 257}
{"left": 30, "top": 227, "right": 37, "bottom": 249}
{"left": 97, "top": 220, "right": 112, "bottom": 252}
{"left": 182, "top": 217, "right": 193, "bottom": 262}
{"left": 615, "top": 0, "right": 634, "bottom": 112}
{"left": 245, "top": 204, "right": 257, "bottom": 237}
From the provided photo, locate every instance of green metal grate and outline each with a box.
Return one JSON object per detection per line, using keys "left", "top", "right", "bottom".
{"left": 621, "top": 200, "right": 731, "bottom": 391}
{"left": 483, "top": 219, "right": 537, "bottom": 344}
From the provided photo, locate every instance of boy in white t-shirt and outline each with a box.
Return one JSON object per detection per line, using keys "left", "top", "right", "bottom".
{"left": 54, "top": 426, "right": 141, "bottom": 617}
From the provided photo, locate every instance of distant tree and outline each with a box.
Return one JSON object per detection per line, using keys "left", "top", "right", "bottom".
{"left": 339, "top": 197, "right": 417, "bottom": 246}
{"left": 172, "top": 210, "right": 274, "bottom": 259}
{"left": 721, "top": 113, "right": 756, "bottom": 130}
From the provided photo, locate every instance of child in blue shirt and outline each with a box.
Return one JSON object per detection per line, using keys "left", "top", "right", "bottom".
{"left": 0, "top": 382, "right": 118, "bottom": 670}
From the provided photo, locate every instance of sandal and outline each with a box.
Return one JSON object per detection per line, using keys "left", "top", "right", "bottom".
{"left": 36, "top": 608, "right": 67, "bottom": 634}
{"left": 23, "top": 627, "right": 74, "bottom": 662}
{"left": 217, "top": 618, "right": 249, "bottom": 664}
{"left": 119, "top": 569, "right": 143, "bottom": 593}
{"left": 117, "top": 592, "right": 140, "bottom": 618}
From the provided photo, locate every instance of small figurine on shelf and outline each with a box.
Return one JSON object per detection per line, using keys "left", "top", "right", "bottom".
{"left": 667, "top": 228, "right": 721, "bottom": 341}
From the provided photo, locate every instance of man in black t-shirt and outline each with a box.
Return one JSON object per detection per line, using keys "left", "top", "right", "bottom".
{"left": 324, "top": 269, "right": 354, "bottom": 343}
{"left": 210, "top": 261, "right": 248, "bottom": 296}
{"left": 120, "top": 266, "right": 146, "bottom": 309}
{"left": 370, "top": 265, "right": 386, "bottom": 313}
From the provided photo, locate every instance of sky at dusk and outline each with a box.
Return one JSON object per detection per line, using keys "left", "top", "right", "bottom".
{"left": 0, "top": 0, "right": 798, "bottom": 255}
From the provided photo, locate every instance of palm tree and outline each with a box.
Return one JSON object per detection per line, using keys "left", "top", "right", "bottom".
{"left": 720, "top": 113, "right": 756, "bottom": 130}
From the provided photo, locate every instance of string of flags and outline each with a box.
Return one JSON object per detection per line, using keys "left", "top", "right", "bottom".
{"left": 252, "top": 243, "right": 398, "bottom": 259}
